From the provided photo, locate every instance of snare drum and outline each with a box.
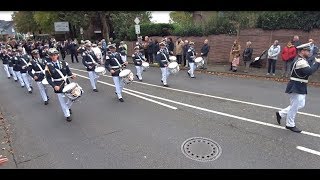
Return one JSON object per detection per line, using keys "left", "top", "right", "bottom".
{"left": 169, "top": 56, "right": 177, "bottom": 62}
{"left": 168, "top": 62, "right": 179, "bottom": 75}
{"left": 94, "top": 66, "right": 106, "bottom": 75}
{"left": 142, "top": 62, "right": 149, "bottom": 69}
{"left": 194, "top": 57, "right": 204, "bottom": 68}
{"left": 119, "top": 69, "right": 134, "bottom": 84}
{"left": 62, "top": 82, "right": 84, "bottom": 101}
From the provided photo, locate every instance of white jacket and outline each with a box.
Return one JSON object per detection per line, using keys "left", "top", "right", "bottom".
{"left": 268, "top": 45, "right": 281, "bottom": 60}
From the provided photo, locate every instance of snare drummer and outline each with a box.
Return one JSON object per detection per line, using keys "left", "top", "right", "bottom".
{"left": 187, "top": 42, "right": 197, "bottom": 78}
{"left": 156, "top": 42, "right": 170, "bottom": 87}
{"left": 82, "top": 42, "right": 99, "bottom": 92}
{"left": 45, "top": 48, "right": 76, "bottom": 122}
{"left": 28, "top": 49, "right": 50, "bottom": 105}
{"left": 105, "top": 44, "right": 128, "bottom": 102}
{"left": 132, "top": 46, "right": 145, "bottom": 81}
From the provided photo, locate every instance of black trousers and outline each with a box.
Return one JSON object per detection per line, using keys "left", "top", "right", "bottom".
{"left": 147, "top": 53, "right": 154, "bottom": 63}
{"left": 70, "top": 52, "right": 79, "bottom": 63}
{"left": 61, "top": 51, "right": 66, "bottom": 60}
{"left": 267, "top": 59, "right": 277, "bottom": 74}
{"left": 176, "top": 55, "right": 182, "bottom": 64}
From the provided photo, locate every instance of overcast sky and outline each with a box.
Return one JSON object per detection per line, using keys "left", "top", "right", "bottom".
{"left": 0, "top": 11, "right": 171, "bottom": 23}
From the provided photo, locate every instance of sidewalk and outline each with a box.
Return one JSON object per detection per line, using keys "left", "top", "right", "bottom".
{"left": 0, "top": 112, "right": 16, "bottom": 168}
{"left": 141, "top": 61, "right": 320, "bottom": 87}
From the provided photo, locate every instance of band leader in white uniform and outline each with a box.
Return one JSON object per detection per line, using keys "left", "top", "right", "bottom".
{"left": 45, "top": 48, "right": 76, "bottom": 122}
{"left": 28, "top": 49, "right": 50, "bottom": 105}
{"left": 132, "top": 46, "right": 145, "bottom": 81}
{"left": 156, "top": 42, "right": 170, "bottom": 87}
{"left": 276, "top": 43, "right": 320, "bottom": 133}
{"left": 82, "top": 43, "right": 99, "bottom": 92}
{"left": 104, "top": 44, "right": 128, "bottom": 102}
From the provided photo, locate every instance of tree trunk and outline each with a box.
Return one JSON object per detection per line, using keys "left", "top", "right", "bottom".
{"left": 98, "top": 12, "right": 109, "bottom": 41}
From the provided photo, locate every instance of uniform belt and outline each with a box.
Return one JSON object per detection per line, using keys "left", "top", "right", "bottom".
{"left": 290, "top": 77, "right": 308, "bottom": 83}
{"left": 135, "top": 59, "right": 142, "bottom": 61}
{"left": 111, "top": 66, "right": 120, "bottom": 68}
{"left": 52, "top": 78, "right": 65, "bottom": 82}
{"left": 86, "top": 62, "right": 94, "bottom": 64}
{"left": 161, "top": 60, "right": 167, "bottom": 62}
{"left": 34, "top": 71, "right": 42, "bottom": 73}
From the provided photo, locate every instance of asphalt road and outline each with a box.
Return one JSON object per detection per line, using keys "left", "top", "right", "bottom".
{"left": 1, "top": 55, "right": 320, "bottom": 168}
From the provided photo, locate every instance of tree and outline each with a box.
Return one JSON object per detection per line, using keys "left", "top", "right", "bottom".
{"left": 169, "top": 11, "right": 193, "bottom": 25}
{"left": 12, "top": 11, "right": 38, "bottom": 34}
{"left": 33, "top": 11, "right": 59, "bottom": 34}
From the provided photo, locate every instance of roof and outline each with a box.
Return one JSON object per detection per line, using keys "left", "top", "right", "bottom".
{"left": 0, "top": 20, "right": 15, "bottom": 35}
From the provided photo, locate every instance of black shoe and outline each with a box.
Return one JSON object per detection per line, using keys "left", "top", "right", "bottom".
{"left": 191, "top": 76, "right": 196, "bottom": 78}
{"left": 163, "top": 84, "right": 169, "bottom": 87}
{"left": 69, "top": 109, "right": 72, "bottom": 114}
{"left": 44, "top": 101, "right": 48, "bottom": 105}
{"left": 276, "top": 112, "right": 281, "bottom": 125}
{"left": 93, "top": 89, "right": 98, "bottom": 92}
{"left": 66, "top": 116, "right": 72, "bottom": 122}
{"left": 21, "top": 86, "right": 24, "bottom": 88}
{"left": 119, "top": 98, "right": 124, "bottom": 102}
{"left": 28, "top": 90, "right": 32, "bottom": 94}
{"left": 139, "top": 79, "right": 143, "bottom": 82}
{"left": 15, "top": 80, "right": 18, "bottom": 82}
{"left": 8, "top": 77, "right": 10, "bottom": 79}
{"left": 286, "top": 126, "right": 302, "bottom": 133}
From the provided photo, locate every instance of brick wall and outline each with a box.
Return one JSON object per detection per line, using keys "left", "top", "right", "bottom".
{"left": 125, "top": 28, "right": 320, "bottom": 69}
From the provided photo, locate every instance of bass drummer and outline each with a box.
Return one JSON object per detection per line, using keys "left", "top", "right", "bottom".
{"left": 104, "top": 44, "right": 128, "bottom": 102}
{"left": 82, "top": 42, "right": 99, "bottom": 92}
{"left": 28, "top": 49, "right": 50, "bottom": 105}
{"left": 45, "top": 48, "right": 76, "bottom": 122}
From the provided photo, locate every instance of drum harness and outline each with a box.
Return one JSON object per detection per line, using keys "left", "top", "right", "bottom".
{"left": 289, "top": 58, "right": 309, "bottom": 83}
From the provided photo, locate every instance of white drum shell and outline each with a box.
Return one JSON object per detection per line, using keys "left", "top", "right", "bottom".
{"left": 168, "top": 62, "right": 179, "bottom": 75}
{"left": 119, "top": 69, "right": 134, "bottom": 84}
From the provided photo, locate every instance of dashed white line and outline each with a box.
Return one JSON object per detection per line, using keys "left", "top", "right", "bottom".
{"left": 296, "top": 146, "right": 320, "bottom": 156}
{"left": 70, "top": 67, "right": 320, "bottom": 119}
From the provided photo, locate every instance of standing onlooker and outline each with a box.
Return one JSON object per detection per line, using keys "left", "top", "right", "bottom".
{"left": 175, "top": 37, "right": 184, "bottom": 65}
{"left": 183, "top": 40, "right": 189, "bottom": 67}
{"left": 242, "top": 41, "right": 253, "bottom": 73}
{"left": 147, "top": 38, "right": 155, "bottom": 64}
{"left": 200, "top": 39, "right": 210, "bottom": 69}
{"left": 143, "top": 36, "right": 149, "bottom": 61}
{"left": 118, "top": 41, "right": 127, "bottom": 62}
{"left": 229, "top": 39, "right": 241, "bottom": 72}
{"left": 267, "top": 40, "right": 281, "bottom": 76}
{"left": 167, "top": 37, "right": 174, "bottom": 55}
{"left": 307, "top": 39, "right": 319, "bottom": 65}
{"left": 292, "top": 35, "right": 302, "bottom": 49}
{"left": 69, "top": 39, "right": 79, "bottom": 63}
{"left": 153, "top": 39, "right": 160, "bottom": 64}
{"left": 281, "top": 41, "right": 296, "bottom": 77}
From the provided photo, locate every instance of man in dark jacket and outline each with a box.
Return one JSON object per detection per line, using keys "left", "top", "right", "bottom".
{"left": 200, "top": 39, "right": 210, "bottom": 69}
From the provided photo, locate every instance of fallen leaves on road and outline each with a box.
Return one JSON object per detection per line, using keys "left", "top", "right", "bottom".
{"left": 0, "top": 157, "right": 9, "bottom": 165}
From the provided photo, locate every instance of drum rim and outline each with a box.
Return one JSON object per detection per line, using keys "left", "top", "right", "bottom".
{"left": 95, "top": 67, "right": 105, "bottom": 72}
{"left": 119, "top": 69, "right": 131, "bottom": 76}
{"left": 63, "top": 82, "right": 77, "bottom": 92}
{"left": 168, "top": 62, "right": 178, "bottom": 68}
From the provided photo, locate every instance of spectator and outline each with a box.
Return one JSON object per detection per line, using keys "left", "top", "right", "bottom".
{"left": 167, "top": 37, "right": 174, "bottom": 55}
{"left": 229, "top": 39, "right": 241, "bottom": 72}
{"left": 118, "top": 41, "right": 127, "bottom": 62}
{"left": 281, "top": 41, "right": 296, "bottom": 77}
{"left": 292, "top": 35, "right": 302, "bottom": 48}
{"left": 242, "top": 41, "right": 253, "bottom": 73}
{"left": 307, "top": 39, "right": 319, "bottom": 65}
{"left": 153, "top": 39, "right": 160, "bottom": 64}
{"left": 175, "top": 37, "right": 184, "bottom": 65}
{"left": 147, "top": 38, "right": 155, "bottom": 64}
{"left": 143, "top": 36, "right": 149, "bottom": 61}
{"left": 200, "top": 39, "right": 210, "bottom": 69}
{"left": 183, "top": 40, "right": 189, "bottom": 67}
{"left": 267, "top": 40, "right": 281, "bottom": 76}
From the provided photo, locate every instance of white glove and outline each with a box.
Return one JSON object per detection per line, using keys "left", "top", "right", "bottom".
{"left": 315, "top": 57, "right": 320, "bottom": 63}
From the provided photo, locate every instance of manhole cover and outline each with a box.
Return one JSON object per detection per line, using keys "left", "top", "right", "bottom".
{"left": 181, "top": 137, "right": 222, "bottom": 162}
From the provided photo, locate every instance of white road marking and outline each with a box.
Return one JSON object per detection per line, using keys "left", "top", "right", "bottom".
{"left": 74, "top": 72, "right": 320, "bottom": 139}
{"left": 70, "top": 67, "right": 320, "bottom": 119}
{"left": 74, "top": 73, "right": 177, "bottom": 110}
{"left": 296, "top": 146, "right": 320, "bottom": 156}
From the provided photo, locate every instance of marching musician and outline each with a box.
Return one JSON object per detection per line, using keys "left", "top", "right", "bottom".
{"left": 82, "top": 42, "right": 99, "bottom": 92}
{"left": 45, "top": 48, "right": 76, "bottom": 122}
{"left": 28, "top": 49, "right": 50, "bottom": 105}
{"left": 132, "top": 46, "right": 145, "bottom": 81}
{"left": 156, "top": 42, "right": 170, "bottom": 87}
{"left": 12, "top": 49, "right": 25, "bottom": 86}
{"left": 6, "top": 48, "right": 18, "bottom": 81}
{"left": 1, "top": 48, "right": 11, "bottom": 79}
{"left": 104, "top": 44, "right": 128, "bottom": 102}
{"left": 17, "top": 47, "right": 33, "bottom": 93}
{"left": 187, "top": 42, "right": 197, "bottom": 78}
{"left": 276, "top": 43, "right": 320, "bottom": 133}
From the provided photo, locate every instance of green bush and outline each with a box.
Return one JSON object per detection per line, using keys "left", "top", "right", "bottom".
{"left": 172, "top": 23, "right": 203, "bottom": 37}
